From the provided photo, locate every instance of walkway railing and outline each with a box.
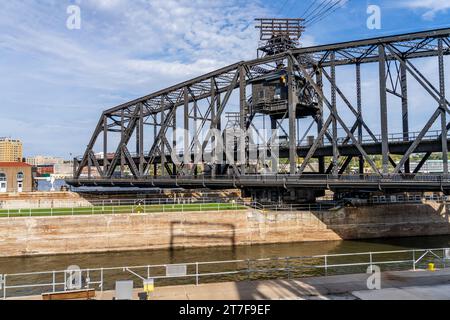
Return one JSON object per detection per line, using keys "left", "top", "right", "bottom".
{"left": 1, "top": 193, "right": 449, "bottom": 218}
{"left": 74, "top": 130, "right": 450, "bottom": 161}
{"left": 2, "top": 248, "right": 450, "bottom": 299}
{"left": 296, "top": 129, "right": 450, "bottom": 148}
{"left": 0, "top": 197, "right": 248, "bottom": 218}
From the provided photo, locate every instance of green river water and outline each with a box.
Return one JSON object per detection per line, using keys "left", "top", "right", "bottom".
{"left": 1, "top": 235, "right": 450, "bottom": 298}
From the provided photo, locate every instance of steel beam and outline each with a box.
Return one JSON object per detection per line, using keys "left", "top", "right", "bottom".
{"left": 356, "top": 63, "right": 364, "bottom": 174}
{"left": 103, "top": 114, "right": 109, "bottom": 173}
{"left": 316, "top": 68, "right": 325, "bottom": 174}
{"left": 160, "top": 99, "right": 166, "bottom": 176}
{"left": 184, "top": 87, "right": 190, "bottom": 172}
{"left": 400, "top": 61, "right": 410, "bottom": 173}
{"left": 120, "top": 110, "right": 125, "bottom": 176}
{"left": 330, "top": 52, "right": 339, "bottom": 177}
{"left": 414, "top": 152, "right": 432, "bottom": 174}
{"left": 288, "top": 57, "right": 297, "bottom": 174}
{"left": 439, "top": 39, "right": 449, "bottom": 174}
{"left": 172, "top": 102, "right": 177, "bottom": 176}
{"left": 138, "top": 103, "right": 144, "bottom": 176}
{"left": 379, "top": 45, "right": 389, "bottom": 174}
{"left": 239, "top": 66, "right": 247, "bottom": 175}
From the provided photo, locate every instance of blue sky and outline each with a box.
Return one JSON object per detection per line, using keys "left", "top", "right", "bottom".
{"left": 0, "top": 0, "right": 450, "bottom": 158}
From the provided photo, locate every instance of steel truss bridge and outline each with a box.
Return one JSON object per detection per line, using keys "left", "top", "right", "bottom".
{"left": 67, "top": 27, "right": 450, "bottom": 202}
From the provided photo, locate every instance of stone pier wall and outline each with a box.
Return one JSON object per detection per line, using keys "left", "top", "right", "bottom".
{"left": 0, "top": 202, "right": 449, "bottom": 257}
{"left": 0, "top": 192, "right": 92, "bottom": 209}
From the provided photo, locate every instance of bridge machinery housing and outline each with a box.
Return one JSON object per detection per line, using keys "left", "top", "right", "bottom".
{"left": 67, "top": 19, "right": 450, "bottom": 204}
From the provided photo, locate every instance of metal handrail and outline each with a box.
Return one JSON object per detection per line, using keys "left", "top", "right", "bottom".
{"left": 0, "top": 197, "right": 247, "bottom": 217}
{"left": 2, "top": 247, "right": 449, "bottom": 299}
{"left": 1, "top": 194, "right": 449, "bottom": 218}
{"left": 297, "top": 129, "right": 450, "bottom": 147}
{"left": 74, "top": 130, "right": 450, "bottom": 161}
{"left": 0, "top": 196, "right": 243, "bottom": 208}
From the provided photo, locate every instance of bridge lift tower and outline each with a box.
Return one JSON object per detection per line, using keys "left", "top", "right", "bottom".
{"left": 250, "top": 18, "right": 323, "bottom": 201}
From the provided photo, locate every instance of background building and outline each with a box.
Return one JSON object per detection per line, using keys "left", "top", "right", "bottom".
{"left": 53, "top": 162, "right": 74, "bottom": 178}
{"left": 0, "top": 162, "right": 33, "bottom": 193}
{"left": 410, "top": 160, "right": 445, "bottom": 174}
{"left": 0, "top": 138, "right": 23, "bottom": 162}
{"left": 25, "top": 156, "right": 64, "bottom": 166}
{"left": 35, "top": 165, "right": 54, "bottom": 177}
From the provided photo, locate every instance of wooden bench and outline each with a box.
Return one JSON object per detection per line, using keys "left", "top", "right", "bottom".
{"left": 42, "top": 289, "right": 96, "bottom": 300}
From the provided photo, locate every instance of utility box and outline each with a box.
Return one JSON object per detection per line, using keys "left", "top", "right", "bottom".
{"left": 143, "top": 279, "right": 155, "bottom": 300}
{"left": 166, "top": 264, "right": 187, "bottom": 277}
{"left": 115, "top": 280, "right": 134, "bottom": 300}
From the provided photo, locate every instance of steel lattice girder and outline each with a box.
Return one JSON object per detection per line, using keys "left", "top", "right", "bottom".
{"left": 104, "top": 28, "right": 450, "bottom": 120}
{"left": 72, "top": 27, "right": 450, "bottom": 184}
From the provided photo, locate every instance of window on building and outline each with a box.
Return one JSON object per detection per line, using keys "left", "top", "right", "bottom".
{"left": 17, "top": 172, "right": 24, "bottom": 193}
{"left": 274, "top": 85, "right": 281, "bottom": 99}
{"left": 17, "top": 172, "right": 24, "bottom": 181}
{"left": 259, "top": 90, "right": 264, "bottom": 99}
{"left": 0, "top": 173, "right": 6, "bottom": 193}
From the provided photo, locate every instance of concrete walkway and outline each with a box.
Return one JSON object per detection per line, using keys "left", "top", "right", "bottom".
{"left": 12, "top": 268, "right": 450, "bottom": 300}
{"left": 104, "top": 268, "right": 450, "bottom": 300}
{"left": 353, "top": 284, "right": 450, "bottom": 300}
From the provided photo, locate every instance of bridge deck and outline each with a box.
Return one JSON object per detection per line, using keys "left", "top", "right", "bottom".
{"left": 67, "top": 174, "right": 450, "bottom": 192}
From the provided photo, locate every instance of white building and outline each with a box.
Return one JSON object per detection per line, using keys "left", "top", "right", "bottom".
{"left": 26, "top": 156, "right": 64, "bottom": 166}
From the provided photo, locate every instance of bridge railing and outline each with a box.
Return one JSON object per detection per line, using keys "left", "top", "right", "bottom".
{"left": 297, "top": 129, "right": 449, "bottom": 148}
{"left": 73, "top": 129, "right": 450, "bottom": 161}
{"left": 2, "top": 248, "right": 450, "bottom": 299}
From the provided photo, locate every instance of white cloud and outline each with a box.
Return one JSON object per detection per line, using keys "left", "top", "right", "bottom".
{"left": 0, "top": 0, "right": 267, "bottom": 92}
{"left": 0, "top": 0, "right": 272, "bottom": 156}
{"left": 400, "top": 0, "right": 450, "bottom": 20}
{"left": 86, "top": 0, "right": 125, "bottom": 10}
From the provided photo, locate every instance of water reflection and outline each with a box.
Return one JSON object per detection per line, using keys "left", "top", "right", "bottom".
{"left": 36, "top": 179, "right": 66, "bottom": 192}
{"left": 1, "top": 235, "right": 450, "bottom": 298}
{"left": 1, "top": 235, "right": 449, "bottom": 275}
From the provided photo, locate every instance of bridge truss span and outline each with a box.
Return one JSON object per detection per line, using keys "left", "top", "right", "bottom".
{"left": 68, "top": 27, "right": 450, "bottom": 202}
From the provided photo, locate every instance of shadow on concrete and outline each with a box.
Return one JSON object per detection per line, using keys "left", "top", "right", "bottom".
{"left": 169, "top": 221, "right": 236, "bottom": 260}
{"left": 235, "top": 279, "right": 329, "bottom": 300}
{"left": 309, "top": 202, "right": 450, "bottom": 242}
{"left": 235, "top": 267, "right": 450, "bottom": 300}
